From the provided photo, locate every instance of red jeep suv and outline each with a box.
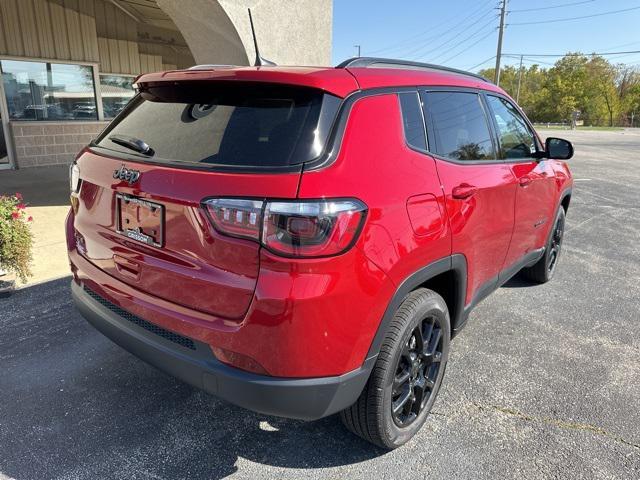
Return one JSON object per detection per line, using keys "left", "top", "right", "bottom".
{"left": 67, "top": 57, "right": 573, "bottom": 449}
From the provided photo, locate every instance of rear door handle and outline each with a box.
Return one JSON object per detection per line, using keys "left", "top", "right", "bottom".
{"left": 519, "top": 175, "right": 533, "bottom": 187}
{"left": 452, "top": 183, "right": 477, "bottom": 199}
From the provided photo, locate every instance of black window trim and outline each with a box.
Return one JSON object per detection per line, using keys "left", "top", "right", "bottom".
{"left": 419, "top": 86, "right": 503, "bottom": 166}
{"left": 481, "top": 91, "right": 544, "bottom": 164}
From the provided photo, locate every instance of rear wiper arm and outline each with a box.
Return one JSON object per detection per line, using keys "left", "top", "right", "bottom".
{"left": 109, "top": 134, "right": 154, "bottom": 156}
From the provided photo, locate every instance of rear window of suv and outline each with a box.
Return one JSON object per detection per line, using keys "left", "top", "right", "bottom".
{"left": 95, "top": 83, "right": 340, "bottom": 168}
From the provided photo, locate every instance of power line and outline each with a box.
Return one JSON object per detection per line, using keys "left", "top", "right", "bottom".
{"left": 504, "top": 55, "right": 556, "bottom": 66}
{"left": 604, "top": 52, "right": 640, "bottom": 62}
{"left": 509, "top": 0, "right": 595, "bottom": 13}
{"left": 439, "top": 29, "right": 498, "bottom": 65}
{"left": 505, "top": 54, "right": 640, "bottom": 66}
{"left": 366, "top": 0, "right": 494, "bottom": 56}
{"left": 401, "top": 1, "right": 496, "bottom": 57}
{"left": 427, "top": 16, "right": 498, "bottom": 62}
{"left": 467, "top": 55, "right": 496, "bottom": 71}
{"left": 503, "top": 50, "right": 640, "bottom": 57}
{"left": 406, "top": 8, "right": 494, "bottom": 58}
{"left": 508, "top": 5, "right": 640, "bottom": 26}
{"left": 367, "top": 0, "right": 493, "bottom": 55}
{"left": 597, "top": 40, "right": 640, "bottom": 53}
{"left": 469, "top": 50, "right": 640, "bottom": 73}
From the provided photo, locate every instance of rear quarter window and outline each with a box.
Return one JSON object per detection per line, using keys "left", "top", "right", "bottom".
{"left": 95, "top": 83, "right": 340, "bottom": 168}
{"left": 398, "top": 92, "right": 427, "bottom": 151}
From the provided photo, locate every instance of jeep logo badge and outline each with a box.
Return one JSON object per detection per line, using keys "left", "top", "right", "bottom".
{"left": 113, "top": 166, "right": 141, "bottom": 185}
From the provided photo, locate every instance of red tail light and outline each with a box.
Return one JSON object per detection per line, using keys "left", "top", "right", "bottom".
{"left": 262, "top": 200, "right": 366, "bottom": 257}
{"left": 203, "top": 198, "right": 367, "bottom": 258}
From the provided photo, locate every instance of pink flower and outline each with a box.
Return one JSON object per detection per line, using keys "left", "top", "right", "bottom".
{"left": 11, "top": 211, "right": 20, "bottom": 220}
{"left": 15, "top": 192, "right": 22, "bottom": 200}
{"left": 17, "top": 203, "right": 26, "bottom": 210}
{"left": 28, "top": 216, "right": 33, "bottom": 222}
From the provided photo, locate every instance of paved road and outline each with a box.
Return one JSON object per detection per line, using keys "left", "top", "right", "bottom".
{"left": 1, "top": 130, "right": 639, "bottom": 479}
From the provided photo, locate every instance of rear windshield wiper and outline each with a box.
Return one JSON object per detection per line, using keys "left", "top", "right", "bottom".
{"left": 109, "top": 134, "right": 155, "bottom": 156}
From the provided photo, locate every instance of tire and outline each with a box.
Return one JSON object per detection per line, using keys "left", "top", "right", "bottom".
{"left": 340, "top": 288, "right": 450, "bottom": 449}
{"left": 522, "top": 207, "right": 566, "bottom": 284}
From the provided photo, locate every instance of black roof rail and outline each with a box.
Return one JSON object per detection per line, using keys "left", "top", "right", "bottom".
{"left": 336, "top": 57, "right": 492, "bottom": 83}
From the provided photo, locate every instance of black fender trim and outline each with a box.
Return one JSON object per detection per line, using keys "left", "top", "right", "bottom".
{"left": 559, "top": 187, "right": 572, "bottom": 211}
{"left": 365, "top": 254, "right": 467, "bottom": 362}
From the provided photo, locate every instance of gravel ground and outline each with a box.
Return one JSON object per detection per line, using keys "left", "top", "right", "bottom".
{"left": 1, "top": 129, "right": 639, "bottom": 479}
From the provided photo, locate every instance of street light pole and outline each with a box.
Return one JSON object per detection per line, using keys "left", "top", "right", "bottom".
{"left": 354, "top": 44, "right": 361, "bottom": 57}
{"left": 494, "top": 0, "right": 508, "bottom": 86}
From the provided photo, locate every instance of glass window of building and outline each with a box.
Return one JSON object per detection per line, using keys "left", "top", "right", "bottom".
{"left": 100, "top": 75, "right": 135, "bottom": 119}
{"left": 0, "top": 60, "right": 97, "bottom": 121}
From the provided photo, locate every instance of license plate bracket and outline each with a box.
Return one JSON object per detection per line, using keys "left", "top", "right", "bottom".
{"left": 115, "top": 193, "right": 165, "bottom": 248}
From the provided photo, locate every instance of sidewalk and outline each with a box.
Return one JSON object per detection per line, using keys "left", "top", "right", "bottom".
{"left": 0, "top": 166, "right": 71, "bottom": 285}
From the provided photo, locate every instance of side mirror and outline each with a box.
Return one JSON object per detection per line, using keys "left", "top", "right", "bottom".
{"left": 545, "top": 137, "right": 574, "bottom": 160}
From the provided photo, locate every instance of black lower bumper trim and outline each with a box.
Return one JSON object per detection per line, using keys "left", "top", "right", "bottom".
{"left": 71, "top": 281, "right": 373, "bottom": 421}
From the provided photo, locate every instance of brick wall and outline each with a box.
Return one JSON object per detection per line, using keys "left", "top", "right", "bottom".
{"left": 10, "top": 122, "right": 108, "bottom": 168}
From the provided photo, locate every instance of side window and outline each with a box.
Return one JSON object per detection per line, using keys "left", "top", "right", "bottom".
{"left": 486, "top": 95, "right": 537, "bottom": 159}
{"left": 398, "top": 92, "right": 427, "bottom": 151}
{"left": 424, "top": 91, "right": 495, "bottom": 161}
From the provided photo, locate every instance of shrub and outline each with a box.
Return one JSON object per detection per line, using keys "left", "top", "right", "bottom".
{"left": 0, "top": 193, "right": 34, "bottom": 283}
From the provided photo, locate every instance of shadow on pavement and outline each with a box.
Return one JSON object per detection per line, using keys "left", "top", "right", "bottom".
{"left": 0, "top": 165, "right": 69, "bottom": 207}
{"left": 0, "top": 278, "right": 385, "bottom": 480}
{"left": 501, "top": 273, "right": 536, "bottom": 289}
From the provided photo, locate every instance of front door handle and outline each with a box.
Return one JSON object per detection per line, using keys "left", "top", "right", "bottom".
{"left": 452, "top": 183, "right": 477, "bottom": 199}
{"left": 519, "top": 175, "right": 533, "bottom": 187}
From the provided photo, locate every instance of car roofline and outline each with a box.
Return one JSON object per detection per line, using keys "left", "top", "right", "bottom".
{"left": 336, "top": 57, "right": 493, "bottom": 84}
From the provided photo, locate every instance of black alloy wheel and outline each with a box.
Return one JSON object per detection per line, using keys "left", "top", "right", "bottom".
{"left": 391, "top": 315, "right": 443, "bottom": 427}
{"left": 340, "top": 288, "right": 450, "bottom": 449}
{"left": 547, "top": 211, "right": 565, "bottom": 276}
{"left": 522, "top": 207, "right": 567, "bottom": 284}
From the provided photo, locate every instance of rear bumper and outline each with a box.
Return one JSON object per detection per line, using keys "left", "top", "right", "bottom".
{"left": 72, "top": 281, "right": 372, "bottom": 420}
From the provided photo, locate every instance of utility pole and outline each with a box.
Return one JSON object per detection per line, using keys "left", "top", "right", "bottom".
{"left": 354, "top": 44, "right": 361, "bottom": 57}
{"left": 516, "top": 54, "right": 524, "bottom": 103}
{"left": 494, "top": 0, "right": 508, "bottom": 86}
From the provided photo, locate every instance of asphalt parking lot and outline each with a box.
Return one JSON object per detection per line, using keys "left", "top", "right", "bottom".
{"left": 1, "top": 129, "right": 639, "bottom": 479}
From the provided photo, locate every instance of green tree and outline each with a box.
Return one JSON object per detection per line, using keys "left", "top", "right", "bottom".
{"left": 618, "top": 67, "right": 640, "bottom": 125}
{"left": 586, "top": 56, "right": 620, "bottom": 127}
{"left": 478, "top": 53, "right": 634, "bottom": 126}
{"left": 624, "top": 84, "right": 640, "bottom": 126}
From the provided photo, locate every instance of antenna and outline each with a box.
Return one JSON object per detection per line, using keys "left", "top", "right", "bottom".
{"left": 248, "top": 8, "right": 276, "bottom": 67}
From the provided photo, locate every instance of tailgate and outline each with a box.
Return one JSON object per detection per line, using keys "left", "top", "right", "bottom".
{"left": 70, "top": 80, "right": 340, "bottom": 319}
{"left": 73, "top": 151, "right": 300, "bottom": 319}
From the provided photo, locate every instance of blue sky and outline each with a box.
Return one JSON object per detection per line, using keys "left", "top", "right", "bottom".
{"left": 332, "top": 0, "right": 640, "bottom": 71}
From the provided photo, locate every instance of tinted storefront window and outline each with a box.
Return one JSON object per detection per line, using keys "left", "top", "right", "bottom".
{"left": 100, "top": 75, "right": 135, "bottom": 119}
{"left": 0, "top": 60, "right": 97, "bottom": 121}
